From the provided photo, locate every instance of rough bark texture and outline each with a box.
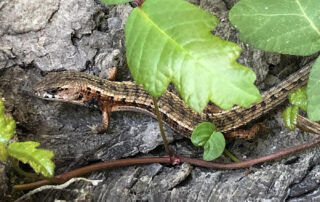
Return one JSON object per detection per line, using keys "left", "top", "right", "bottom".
{"left": 0, "top": 0, "right": 320, "bottom": 201}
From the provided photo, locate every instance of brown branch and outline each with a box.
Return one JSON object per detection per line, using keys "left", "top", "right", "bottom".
{"left": 13, "top": 156, "right": 171, "bottom": 190}
{"left": 179, "top": 136, "right": 320, "bottom": 169}
{"left": 13, "top": 115, "right": 320, "bottom": 190}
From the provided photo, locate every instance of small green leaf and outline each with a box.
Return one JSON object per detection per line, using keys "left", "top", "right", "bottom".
{"left": 282, "top": 105, "right": 299, "bottom": 130}
{"left": 191, "top": 122, "right": 225, "bottom": 161}
{"left": 289, "top": 87, "right": 307, "bottom": 111}
{"left": 100, "top": 0, "right": 132, "bottom": 5}
{"left": 229, "top": 0, "right": 320, "bottom": 55}
{"left": 203, "top": 131, "right": 225, "bottom": 161}
{"left": 8, "top": 141, "right": 55, "bottom": 177}
{"left": 0, "top": 100, "right": 16, "bottom": 143}
{"left": 191, "top": 122, "right": 215, "bottom": 146}
{"left": 307, "top": 56, "right": 320, "bottom": 121}
{"left": 125, "top": 0, "right": 261, "bottom": 112}
{"left": 0, "top": 142, "right": 8, "bottom": 162}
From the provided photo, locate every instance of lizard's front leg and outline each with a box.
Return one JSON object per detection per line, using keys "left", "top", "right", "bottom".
{"left": 89, "top": 67, "right": 117, "bottom": 134}
{"left": 91, "top": 102, "right": 112, "bottom": 134}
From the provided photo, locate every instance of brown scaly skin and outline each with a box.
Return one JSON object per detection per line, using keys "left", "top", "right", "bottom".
{"left": 32, "top": 63, "right": 311, "bottom": 139}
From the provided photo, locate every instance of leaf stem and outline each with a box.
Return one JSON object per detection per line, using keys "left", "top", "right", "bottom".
{"left": 152, "top": 96, "right": 172, "bottom": 157}
{"left": 9, "top": 158, "right": 43, "bottom": 179}
{"left": 135, "top": 0, "right": 145, "bottom": 7}
{"left": 224, "top": 149, "right": 239, "bottom": 162}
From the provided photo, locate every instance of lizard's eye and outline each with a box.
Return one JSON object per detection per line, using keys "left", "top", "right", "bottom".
{"left": 47, "top": 88, "right": 57, "bottom": 94}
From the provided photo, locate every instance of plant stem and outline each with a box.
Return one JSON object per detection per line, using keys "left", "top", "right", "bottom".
{"left": 10, "top": 158, "right": 42, "bottom": 179}
{"left": 14, "top": 134, "right": 320, "bottom": 190}
{"left": 136, "top": 0, "right": 145, "bottom": 7}
{"left": 224, "top": 149, "right": 239, "bottom": 162}
{"left": 13, "top": 115, "right": 320, "bottom": 190}
{"left": 13, "top": 156, "right": 171, "bottom": 190}
{"left": 152, "top": 96, "right": 172, "bottom": 156}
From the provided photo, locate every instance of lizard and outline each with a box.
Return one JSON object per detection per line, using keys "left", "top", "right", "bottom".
{"left": 32, "top": 62, "right": 311, "bottom": 139}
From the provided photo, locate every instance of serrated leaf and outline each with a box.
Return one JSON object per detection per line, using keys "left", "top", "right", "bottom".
{"left": 289, "top": 87, "right": 307, "bottom": 111}
{"left": 191, "top": 122, "right": 216, "bottom": 146}
{"left": 0, "top": 100, "right": 15, "bottom": 143}
{"left": 125, "top": 0, "right": 261, "bottom": 112}
{"left": 8, "top": 141, "right": 55, "bottom": 177}
{"left": 100, "top": 0, "right": 131, "bottom": 5}
{"left": 0, "top": 142, "right": 8, "bottom": 162}
{"left": 282, "top": 105, "right": 299, "bottom": 130}
{"left": 203, "top": 131, "right": 225, "bottom": 161}
{"left": 307, "top": 56, "right": 320, "bottom": 121}
{"left": 229, "top": 0, "right": 320, "bottom": 56}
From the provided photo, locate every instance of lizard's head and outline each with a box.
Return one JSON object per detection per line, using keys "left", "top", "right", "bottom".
{"left": 32, "top": 71, "right": 85, "bottom": 103}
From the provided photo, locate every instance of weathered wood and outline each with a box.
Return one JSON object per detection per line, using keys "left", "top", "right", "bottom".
{"left": 1, "top": 0, "right": 320, "bottom": 201}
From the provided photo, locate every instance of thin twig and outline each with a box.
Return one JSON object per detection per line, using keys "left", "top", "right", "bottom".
{"left": 179, "top": 136, "right": 320, "bottom": 169}
{"left": 13, "top": 116, "right": 320, "bottom": 190}
{"left": 13, "top": 156, "right": 171, "bottom": 190}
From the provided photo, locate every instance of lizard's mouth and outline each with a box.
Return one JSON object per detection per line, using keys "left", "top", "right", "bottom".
{"left": 42, "top": 88, "right": 60, "bottom": 99}
{"left": 33, "top": 86, "right": 75, "bottom": 101}
{"left": 32, "top": 89, "right": 55, "bottom": 99}
{"left": 32, "top": 85, "right": 59, "bottom": 98}
{"left": 33, "top": 87, "right": 60, "bottom": 99}
{"left": 42, "top": 92, "right": 56, "bottom": 99}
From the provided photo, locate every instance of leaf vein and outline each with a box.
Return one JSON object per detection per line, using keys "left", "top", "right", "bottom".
{"left": 296, "top": 0, "right": 320, "bottom": 35}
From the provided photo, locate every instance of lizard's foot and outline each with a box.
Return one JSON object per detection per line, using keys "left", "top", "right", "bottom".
{"left": 88, "top": 104, "right": 111, "bottom": 134}
{"left": 87, "top": 124, "right": 108, "bottom": 134}
{"left": 203, "top": 104, "right": 222, "bottom": 113}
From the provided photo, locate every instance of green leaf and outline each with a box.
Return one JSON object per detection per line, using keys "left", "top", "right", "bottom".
{"left": 191, "top": 122, "right": 225, "bottom": 161}
{"left": 125, "top": 0, "right": 261, "bottom": 112}
{"left": 0, "top": 142, "right": 8, "bottom": 162}
{"left": 0, "top": 100, "right": 15, "bottom": 143}
{"left": 8, "top": 141, "right": 55, "bottom": 177}
{"left": 100, "top": 0, "right": 132, "bottom": 5}
{"left": 203, "top": 131, "right": 225, "bottom": 161}
{"left": 229, "top": 0, "right": 320, "bottom": 56}
{"left": 191, "top": 122, "right": 215, "bottom": 146}
{"left": 289, "top": 87, "right": 307, "bottom": 111}
{"left": 307, "top": 56, "right": 320, "bottom": 121}
{"left": 282, "top": 105, "right": 299, "bottom": 130}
